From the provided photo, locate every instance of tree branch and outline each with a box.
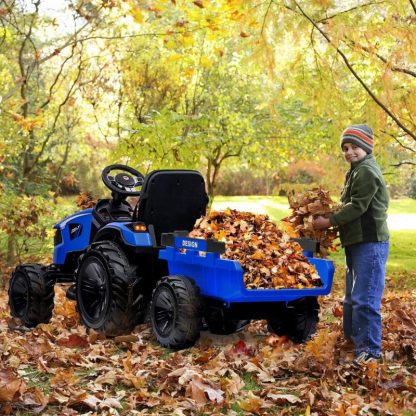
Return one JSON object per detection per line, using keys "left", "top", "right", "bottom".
{"left": 40, "top": 45, "right": 77, "bottom": 109}
{"left": 351, "top": 42, "right": 416, "bottom": 78}
{"left": 27, "top": 47, "right": 85, "bottom": 177}
{"left": 261, "top": 1, "right": 274, "bottom": 34}
{"left": 316, "top": 1, "right": 385, "bottom": 23}
{"left": 390, "top": 160, "right": 415, "bottom": 167}
{"left": 18, "top": 0, "right": 40, "bottom": 117}
{"left": 0, "top": 2, "right": 97, "bottom": 107}
{"left": 292, "top": 1, "right": 416, "bottom": 141}
{"left": 410, "top": 0, "right": 416, "bottom": 15}
{"left": 381, "top": 129, "right": 416, "bottom": 152}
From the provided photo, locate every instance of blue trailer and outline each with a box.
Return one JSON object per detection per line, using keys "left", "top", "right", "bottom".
{"left": 8, "top": 165, "right": 334, "bottom": 349}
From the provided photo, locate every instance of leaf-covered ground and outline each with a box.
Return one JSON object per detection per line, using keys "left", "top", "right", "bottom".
{"left": 0, "top": 266, "right": 415, "bottom": 416}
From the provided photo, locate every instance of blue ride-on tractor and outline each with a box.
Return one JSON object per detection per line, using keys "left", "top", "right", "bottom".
{"left": 8, "top": 165, "right": 334, "bottom": 349}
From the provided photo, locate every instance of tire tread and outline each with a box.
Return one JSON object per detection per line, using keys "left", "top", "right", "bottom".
{"left": 76, "top": 241, "right": 145, "bottom": 336}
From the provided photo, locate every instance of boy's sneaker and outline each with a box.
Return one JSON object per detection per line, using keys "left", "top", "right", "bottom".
{"left": 352, "top": 351, "right": 382, "bottom": 367}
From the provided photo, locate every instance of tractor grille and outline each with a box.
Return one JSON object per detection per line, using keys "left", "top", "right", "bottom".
{"left": 54, "top": 228, "right": 62, "bottom": 246}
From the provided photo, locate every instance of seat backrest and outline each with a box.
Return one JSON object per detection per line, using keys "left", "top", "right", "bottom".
{"left": 134, "top": 170, "right": 208, "bottom": 245}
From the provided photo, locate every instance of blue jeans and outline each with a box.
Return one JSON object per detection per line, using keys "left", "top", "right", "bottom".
{"left": 343, "top": 241, "right": 389, "bottom": 357}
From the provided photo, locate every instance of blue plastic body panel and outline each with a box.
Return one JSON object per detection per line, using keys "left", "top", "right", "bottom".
{"left": 53, "top": 209, "right": 94, "bottom": 264}
{"left": 159, "top": 236, "right": 335, "bottom": 306}
{"left": 98, "top": 223, "right": 153, "bottom": 247}
{"left": 53, "top": 211, "right": 153, "bottom": 265}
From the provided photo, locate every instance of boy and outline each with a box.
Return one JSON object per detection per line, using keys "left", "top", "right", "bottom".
{"left": 313, "top": 124, "right": 389, "bottom": 366}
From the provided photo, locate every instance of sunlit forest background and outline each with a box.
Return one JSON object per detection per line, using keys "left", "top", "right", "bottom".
{"left": 1, "top": 0, "right": 415, "bottom": 264}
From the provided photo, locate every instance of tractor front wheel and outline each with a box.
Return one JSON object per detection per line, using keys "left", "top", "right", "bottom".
{"left": 76, "top": 241, "right": 145, "bottom": 336}
{"left": 150, "top": 275, "right": 201, "bottom": 349}
{"left": 8, "top": 264, "right": 55, "bottom": 327}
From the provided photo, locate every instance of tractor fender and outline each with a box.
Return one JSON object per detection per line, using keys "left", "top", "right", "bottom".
{"left": 93, "top": 222, "right": 154, "bottom": 248}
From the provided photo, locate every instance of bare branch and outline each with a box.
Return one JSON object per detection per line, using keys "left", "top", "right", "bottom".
{"left": 352, "top": 42, "right": 416, "bottom": 78}
{"left": 381, "top": 129, "right": 416, "bottom": 152}
{"left": 1, "top": 25, "right": 208, "bottom": 108}
{"left": 40, "top": 45, "right": 77, "bottom": 109}
{"left": 27, "top": 47, "right": 85, "bottom": 177}
{"left": 18, "top": 0, "right": 40, "bottom": 117}
{"left": 410, "top": 0, "right": 416, "bottom": 15}
{"left": 261, "top": 1, "right": 274, "bottom": 34}
{"left": 390, "top": 160, "right": 416, "bottom": 167}
{"left": 292, "top": 1, "right": 416, "bottom": 141}
{"left": 316, "top": 1, "right": 385, "bottom": 23}
{"left": 0, "top": 17, "right": 7, "bottom": 49}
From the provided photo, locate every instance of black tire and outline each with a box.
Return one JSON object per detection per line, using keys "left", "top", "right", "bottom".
{"left": 205, "top": 308, "right": 250, "bottom": 335}
{"left": 8, "top": 264, "right": 55, "bottom": 327}
{"left": 268, "top": 297, "right": 319, "bottom": 343}
{"left": 150, "top": 275, "right": 201, "bottom": 349}
{"left": 76, "top": 241, "right": 145, "bottom": 336}
{"left": 267, "top": 319, "right": 289, "bottom": 337}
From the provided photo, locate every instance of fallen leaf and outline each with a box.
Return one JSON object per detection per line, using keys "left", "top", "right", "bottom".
{"left": 114, "top": 334, "right": 138, "bottom": 343}
{"left": 95, "top": 370, "right": 117, "bottom": 386}
{"left": 57, "top": 333, "right": 89, "bottom": 348}
{"left": 187, "top": 375, "right": 224, "bottom": 404}
{"left": 239, "top": 391, "right": 264, "bottom": 413}
{"left": 0, "top": 369, "right": 25, "bottom": 402}
{"left": 267, "top": 392, "right": 302, "bottom": 404}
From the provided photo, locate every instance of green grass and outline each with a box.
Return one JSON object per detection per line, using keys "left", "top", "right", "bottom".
{"left": 241, "top": 372, "right": 261, "bottom": 391}
{"left": 19, "top": 366, "right": 53, "bottom": 394}
{"left": 387, "top": 198, "right": 416, "bottom": 214}
{"left": 387, "top": 230, "right": 416, "bottom": 270}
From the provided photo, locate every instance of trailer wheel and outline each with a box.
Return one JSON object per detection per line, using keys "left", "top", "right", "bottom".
{"left": 289, "top": 296, "right": 319, "bottom": 343}
{"left": 268, "top": 297, "right": 319, "bottom": 343}
{"left": 205, "top": 309, "right": 250, "bottom": 335}
{"left": 8, "top": 264, "right": 55, "bottom": 327}
{"left": 76, "top": 241, "right": 145, "bottom": 336}
{"left": 151, "top": 275, "right": 201, "bottom": 349}
{"left": 267, "top": 302, "right": 290, "bottom": 337}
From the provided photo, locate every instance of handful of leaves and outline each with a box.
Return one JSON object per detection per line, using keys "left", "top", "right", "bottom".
{"left": 190, "top": 209, "right": 321, "bottom": 290}
{"left": 282, "top": 187, "right": 340, "bottom": 257}
{"left": 75, "top": 192, "right": 97, "bottom": 209}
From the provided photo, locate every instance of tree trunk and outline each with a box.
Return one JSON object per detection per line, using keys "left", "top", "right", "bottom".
{"left": 206, "top": 160, "right": 220, "bottom": 208}
{"left": 7, "top": 234, "right": 16, "bottom": 266}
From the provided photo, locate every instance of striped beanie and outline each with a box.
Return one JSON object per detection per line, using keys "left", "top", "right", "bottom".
{"left": 340, "top": 124, "right": 374, "bottom": 154}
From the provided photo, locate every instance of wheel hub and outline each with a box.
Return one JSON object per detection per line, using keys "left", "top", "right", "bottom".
{"left": 79, "top": 257, "right": 109, "bottom": 323}
{"left": 10, "top": 274, "right": 29, "bottom": 316}
{"left": 154, "top": 287, "right": 176, "bottom": 336}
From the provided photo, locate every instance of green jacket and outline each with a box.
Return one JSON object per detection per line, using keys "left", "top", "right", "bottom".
{"left": 330, "top": 154, "right": 389, "bottom": 247}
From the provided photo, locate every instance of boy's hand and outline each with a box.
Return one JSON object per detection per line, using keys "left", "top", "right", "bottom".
{"left": 313, "top": 216, "right": 331, "bottom": 230}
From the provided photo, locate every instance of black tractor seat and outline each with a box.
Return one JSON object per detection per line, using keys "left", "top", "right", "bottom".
{"left": 134, "top": 170, "right": 209, "bottom": 246}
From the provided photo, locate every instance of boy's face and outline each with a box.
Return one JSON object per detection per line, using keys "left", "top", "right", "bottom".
{"left": 341, "top": 142, "right": 367, "bottom": 164}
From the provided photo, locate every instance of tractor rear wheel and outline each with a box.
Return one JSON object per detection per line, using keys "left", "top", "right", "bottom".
{"left": 268, "top": 297, "right": 319, "bottom": 343}
{"left": 76, "top": 241, "right": 145, "bottom": 336}
{"left": 151, "top": 275, "right": 201, "bottom": 349}
{"left": 8, "top": 264, "right": 55, "bottom": 327}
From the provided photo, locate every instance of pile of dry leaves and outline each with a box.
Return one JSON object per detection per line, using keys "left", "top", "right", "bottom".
{"left": 282, "top": 187, "right": 340, "bottom": 257}
{"left": 190, "top": 209, "right": 321, "bottom": 289}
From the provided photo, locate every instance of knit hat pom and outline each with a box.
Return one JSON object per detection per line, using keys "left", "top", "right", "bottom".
{"left": 340, "top": 124, "right": 374, "bottom": 154}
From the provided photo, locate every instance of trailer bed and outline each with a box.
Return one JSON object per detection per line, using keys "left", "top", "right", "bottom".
{"left": 159, "top": 235, "right": 334, "bottom": 306}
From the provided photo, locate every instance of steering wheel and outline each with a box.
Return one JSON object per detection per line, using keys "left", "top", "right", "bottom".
{"left": 101, "top": 164, "right": 144, "bottom": 197}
